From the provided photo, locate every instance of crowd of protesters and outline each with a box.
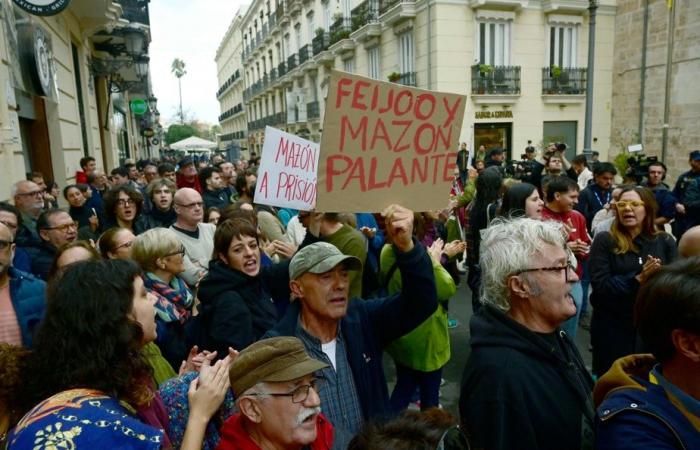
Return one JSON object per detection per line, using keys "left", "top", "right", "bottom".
{"left": 0, "top": 143, "right": 698, "bottom": 450}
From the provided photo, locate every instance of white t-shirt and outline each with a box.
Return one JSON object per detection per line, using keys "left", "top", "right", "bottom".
{"left": 321, "top": 339, "right": 337, "bottom": 370}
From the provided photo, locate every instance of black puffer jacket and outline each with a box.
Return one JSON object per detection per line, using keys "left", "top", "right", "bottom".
{"left": 196, "top": 259, "right": 290, "bottom": 355}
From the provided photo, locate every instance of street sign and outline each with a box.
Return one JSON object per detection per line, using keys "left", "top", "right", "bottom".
{"left": 13, "top": 0, "right": 71, "bottom": 16}
{"left": 130, "top": 99, "right": 148, "bottom": 115}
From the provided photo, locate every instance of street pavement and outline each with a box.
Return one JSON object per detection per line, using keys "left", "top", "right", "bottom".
{"left": 382, "top": 274, "right": 593, "bottom": 417}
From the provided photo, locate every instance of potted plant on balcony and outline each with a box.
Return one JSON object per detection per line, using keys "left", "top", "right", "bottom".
{"left": 388, "top": 72, "right": 401, "bottom": 83}
{"left": 315, "top": 27, "right": 325, "bottom": 37}
{"left": 478, "top": 64, "right": 494, "bottom": 77}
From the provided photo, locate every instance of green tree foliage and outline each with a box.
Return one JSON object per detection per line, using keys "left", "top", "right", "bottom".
{"left": 165, "top": 124, "right": 196, "bottom": 145}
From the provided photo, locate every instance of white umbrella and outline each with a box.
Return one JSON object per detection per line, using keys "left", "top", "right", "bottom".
{"left": 169, "top": 136, "right": 218, "bottom": 150}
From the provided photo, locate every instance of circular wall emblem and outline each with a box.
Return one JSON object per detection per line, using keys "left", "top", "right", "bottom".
{"left": 13, "top": 0, "right": 71, "bottom": 16}
{"left": 130, "top": 99, "right": 148, "bottom": 115}
{"left": 33, "top": 28, "right": 51, "bottom": 95}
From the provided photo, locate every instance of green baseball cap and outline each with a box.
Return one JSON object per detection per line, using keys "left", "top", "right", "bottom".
{"left": 289, "top": 242, "right": 362, "bottom": 280}
{"left": 230, "top": 336, "right": 328, "bottom": 397}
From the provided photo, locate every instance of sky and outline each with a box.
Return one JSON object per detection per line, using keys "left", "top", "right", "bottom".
{"left": 149, "top": 0, "right": 248, "bottom": 126}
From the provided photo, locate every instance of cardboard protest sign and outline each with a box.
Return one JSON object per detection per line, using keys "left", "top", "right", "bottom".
{"left": 253, "top": 126, "right": 320, "bottom": 210}
{"left": 316, "top": 70, "right": 466, "bottom": 212}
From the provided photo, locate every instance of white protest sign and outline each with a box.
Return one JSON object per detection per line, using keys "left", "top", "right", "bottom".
{"left": 253, "top": 126, "right": 320, "bottom": 210}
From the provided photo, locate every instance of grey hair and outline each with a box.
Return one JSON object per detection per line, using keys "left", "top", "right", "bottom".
{"left": 479, "top": 217, "right": 566, "bottom": 311}
{"left": 238, "top": 381, "right": 270, "bottom": 403}
{"left": 11, "top": 180, "right": 31, "bottom": 198}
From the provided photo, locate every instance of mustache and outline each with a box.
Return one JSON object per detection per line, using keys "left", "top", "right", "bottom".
{"left": 295, "top": 406, "right": 321, "bottom": 426}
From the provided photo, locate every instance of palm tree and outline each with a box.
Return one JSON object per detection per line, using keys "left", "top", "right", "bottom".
{"left": 171, "top": 58, "right": 186, "bottom": 124}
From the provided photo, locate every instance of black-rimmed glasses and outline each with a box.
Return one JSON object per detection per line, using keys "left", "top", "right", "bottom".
{"left": 515, "top": 262, "right": 576, "bottom": 283}
{"left": 245, "top": 378, "right": 324, "bottom": 403}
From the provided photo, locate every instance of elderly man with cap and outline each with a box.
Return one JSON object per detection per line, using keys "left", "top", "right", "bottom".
{"left": 484, "top": 147, "right": 505, "bottom": 169}
{"left": 265, "top": 204, "right": 437, "bottom": 449}
{"left": 217, "top": 336, "right": 334, "bottom": 450}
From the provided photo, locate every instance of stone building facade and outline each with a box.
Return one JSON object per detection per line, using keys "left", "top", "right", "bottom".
{"left": 0, "top": 0, "right": 157, "bottom": 202}
{"left": 610, "top": 0, "right": 700, "bottom": 180}
{"left": 216, "top": 0, "right": 618, "bottom": 163}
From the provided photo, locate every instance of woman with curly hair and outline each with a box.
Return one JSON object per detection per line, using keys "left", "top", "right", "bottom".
{"left": 8, "top": 260, "right": 231, "bottom": 450}
{"left": 103, "top": 185, "right": 150, "bottom": 235}
{"left": 589, "top": 185, "right": 678, "bottom": 376}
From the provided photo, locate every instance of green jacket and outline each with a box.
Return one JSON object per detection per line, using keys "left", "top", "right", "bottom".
{"left": 380, "top": 244, "right": 456, "bottom": 371}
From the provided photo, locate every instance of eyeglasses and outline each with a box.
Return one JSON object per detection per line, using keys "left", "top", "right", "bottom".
{"left": 175, "top": 201, "right": 204, "bottom": 209}
{"left": 117, "top": 198, "right": 136, "bottom": 207}
{"left": 0, "top": 220, "right": 18, "bottom": 230}
{"left": 0, "top": 239, "right": 14, "bottom": 250}
{"left": 615, "top": 200, "right": 645, "bottom": 209}
{"left": 16, "top": 190, "right": 43, "bottom": 197}
{"left": 515, "top": 262, "right": 576, "bottom": 283}
{"left": 163, "top": 245, "right": 186, "bottom": 258}
{"left": 45, "top": 222, "right": 78, "bottom": 233}
{"left": 436, "top": 425, "right": 470, "bottom": 450}
{"left": 246, "top": 378, "right": 324, "bottom": 403}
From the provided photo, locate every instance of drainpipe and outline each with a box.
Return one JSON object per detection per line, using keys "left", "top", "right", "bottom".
{"left": 583, "top": 0, "right": 597, "bottom": 158}
{"left": 638, "top": 0, "right": 649, "bottom": 144}
{"left": 427, "top": 0, "right": 432, "bottom": 89}
{"left": 661, "top": 0, "right": 676, "bottom": 163}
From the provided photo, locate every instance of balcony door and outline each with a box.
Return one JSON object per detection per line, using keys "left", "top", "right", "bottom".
{"left": 478, "top": 21, "right": 511, "bottom": 66}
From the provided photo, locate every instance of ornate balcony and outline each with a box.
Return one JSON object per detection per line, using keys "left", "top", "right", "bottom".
{"left": 351, "top": 0, "right": 382, "bottom": 41}
{"left": 378, "top": 0, "right": 416, "bottom": 27}
{"left": 278, "top": 61, "right": 287, "bottom": 77}
{"left": 287, "top": 53, "right": 298, "bottom": 71}
{"left": 299, "top": 45, "right": 310, "bottom": 64}
{"left": 397, "top": 71, "right": 416, "bottom": 86}
{"left": 471, "top": 64, "right": 521, "bottom": 104}
{"left": 307, "top": 101, "right": 320, "bottom": 120}
{"left": 330, "top": 17, "right": 352, "bottom": 45}
{"left": 312, "top": 32, "right": 330, "bottom": 55}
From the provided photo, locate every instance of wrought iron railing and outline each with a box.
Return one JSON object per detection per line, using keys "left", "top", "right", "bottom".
{"left": 398, "top": 72, "right": 416, "bottom": 86}
{"left": 278, "top": 61, "right": 287, "bottom": 77}
{"left": 379, "top": 0, "right": 410, "bottom": 16}
{"left": 330, "top": 17, "right": 352, "bottom": 45}
{"left": 351, "top": 0, "right": 379, "bottom": 31}
{"left": 541, "top": 67, "right": 587, "bottom": 95}
{"left": 287, "top": 53, "right": 298, "bottom": 71}
{"left": 312, "top": 32, "right": 330, "bottom": 55}
{"left": 299, "top": 45, "right": 310, "bottom": 64}
{"left": 471, "top": 65, "right": 521, "bottom": 95}
{"left": 307, "top": 101, "right": 320, "bottom": 119}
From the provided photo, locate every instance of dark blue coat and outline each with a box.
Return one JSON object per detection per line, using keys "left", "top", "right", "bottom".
{"left": 265, "top": 240, "right": 437, "bottom": 421}
{"left": 596, "top": 369, "right": 699, "bottom": 449}
{"left": 8, "top": 267, "right": 46, "bottom": 347}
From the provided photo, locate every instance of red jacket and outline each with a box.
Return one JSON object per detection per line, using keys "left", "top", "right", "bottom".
{"left": 216, "top": 413, "right": 334, "bottom": 450}
{"left": 75, "top": 171, "right": 88, "bottom": 184}
{"left": 541, "top": 206, "right": 591, "bottom": 278}
{"left": 176, "top": 173, "right": 202, "bottom": 193}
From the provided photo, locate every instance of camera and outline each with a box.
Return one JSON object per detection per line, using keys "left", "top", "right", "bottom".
{"left": 625, "top": 154, "right": 658, "bottom": 184}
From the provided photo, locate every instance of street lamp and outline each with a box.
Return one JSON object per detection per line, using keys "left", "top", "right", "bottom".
{"left": 124, "top": 27, "right": 146, "bottom": 56}
{"left": 148, "top": 95, "right": 158, "bottom": 111}
{"left": 134, "top": 55, "right": 150, "bottom": 78}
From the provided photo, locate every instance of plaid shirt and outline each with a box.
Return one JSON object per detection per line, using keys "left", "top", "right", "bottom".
{"left": 297, "top": 322, "right": 363, "bottom": 450}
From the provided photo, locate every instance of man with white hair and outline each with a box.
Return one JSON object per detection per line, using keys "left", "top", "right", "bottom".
{"left": 217, "top": 336, "right": 334, "bottom": 450}
{"left": 459, "top": 218, "right": 594, "bottom": 450}
{"left": 12, "top": 180, "right": 44, "bottom": 245}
